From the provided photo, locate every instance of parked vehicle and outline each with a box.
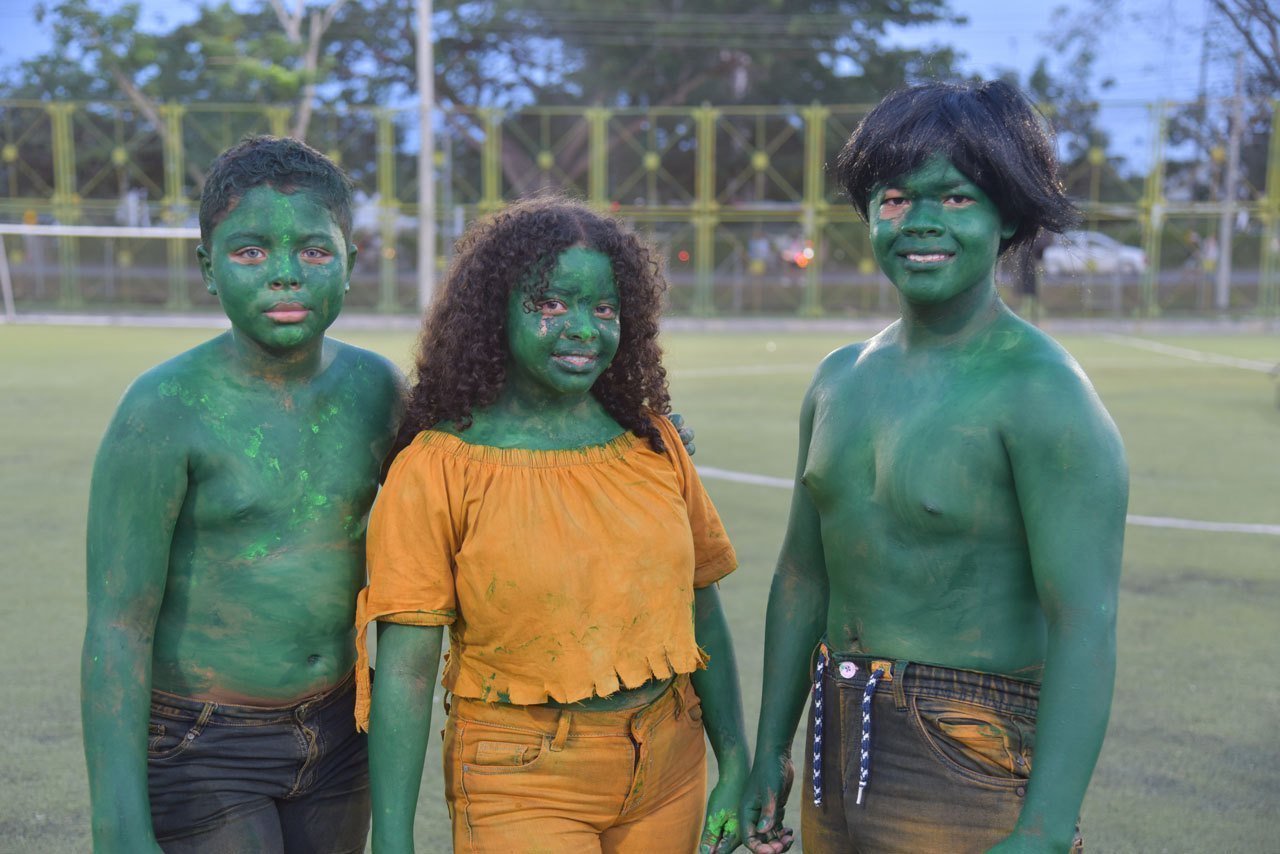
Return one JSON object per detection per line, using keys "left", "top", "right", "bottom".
{"left": 1043, "top": 231, "right": 1147, "bottom": 276}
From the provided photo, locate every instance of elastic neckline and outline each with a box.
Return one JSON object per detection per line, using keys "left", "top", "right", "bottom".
{"left": 413, "top": 428, "right": 644, "bottom": 468}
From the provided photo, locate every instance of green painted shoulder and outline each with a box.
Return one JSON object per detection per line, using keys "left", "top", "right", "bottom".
{"left": 325, "top": 340, "right": 405, "bottom": 395}
{"left": 112, "top": 335, "right": 228, "bottom": 413}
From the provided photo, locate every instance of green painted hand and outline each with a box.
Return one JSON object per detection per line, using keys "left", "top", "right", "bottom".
{"left": 670, "top": 411, "right": 696, "bottom": 456}
{"left": 739, "top": 754, "right": 795, "bottom": 854}
{"left": 699, "top": 776, "right": 745, "bottom": 854}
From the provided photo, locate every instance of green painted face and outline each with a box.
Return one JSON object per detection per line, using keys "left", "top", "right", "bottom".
{"left": 504, "top": 247, "right": 620, "bottom": 401}
{"left": 198, "top": 185, "right": 355, "bottom": 352}
{"left": 869, "top": 156, "right": 1016, "bottom": 306}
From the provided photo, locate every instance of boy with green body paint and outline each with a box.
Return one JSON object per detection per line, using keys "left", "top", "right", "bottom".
{"left": 740, "top": 81, "right": 1129, "bottom": 854}
{"left": 81, "top": 136, "right": 402, "bottom": 853}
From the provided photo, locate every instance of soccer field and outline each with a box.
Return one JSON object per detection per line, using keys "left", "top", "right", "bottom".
{"left": 1, "top": 323, "right": 1277, "bottom": 853}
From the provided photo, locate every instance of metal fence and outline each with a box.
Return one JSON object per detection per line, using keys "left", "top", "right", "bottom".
{"left": 0, "top": 96, "right": 1276, "bottom": 317}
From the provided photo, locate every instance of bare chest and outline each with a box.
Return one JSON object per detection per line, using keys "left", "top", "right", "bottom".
{"left": 178, "top": 388, "right": 385, "bottom": 534}
{"left": 804, "top": 374, "right": 1018, "bottom": 534}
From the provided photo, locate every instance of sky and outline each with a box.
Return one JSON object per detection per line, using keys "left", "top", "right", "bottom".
{"left": 0, "top": 0, "right": 1237, "bottom": 169}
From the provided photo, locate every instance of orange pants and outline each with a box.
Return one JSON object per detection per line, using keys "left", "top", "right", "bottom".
{"left": 442, "top": 677, "right": 707, "bottom": 853}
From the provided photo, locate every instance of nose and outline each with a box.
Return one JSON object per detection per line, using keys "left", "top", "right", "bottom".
{"left": 268, "top": 254, "right": 302, "bottom": 290}
{"left": 901, "top": 201, "right": 944, "bottom": 237}
{"left": 563, "top": 306, "right": 599, "bottom": 341}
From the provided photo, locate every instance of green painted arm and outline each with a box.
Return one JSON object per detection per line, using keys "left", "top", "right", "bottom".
{"left": 990, "top": 367, "right": 1128, "bottom": 854}
{"left": 81, "top": 384, "right": 185, "bottom": 854}
{"left": 740, "top": 384, "right": 827, "bottom": 854}
{"left": 368, "top": 622, "right": 444, "bottom": 854}
{"left": 691, "top": 584, "right": 750, "bottom": 854}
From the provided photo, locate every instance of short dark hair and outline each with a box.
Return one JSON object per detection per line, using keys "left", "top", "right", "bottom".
{"left": 833, "top": 80, "right": 1078, "bottom": 256}
{"left": 198, "top": 135, "right": 353, "bottom": 244}
{"left": 386, "top": 194, "right": 671, "bottom": 475}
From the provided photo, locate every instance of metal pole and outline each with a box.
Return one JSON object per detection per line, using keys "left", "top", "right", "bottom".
{"left": 0, "top": 236, "right": 16, "bottom": 321}
{"left": 416, "top": 0, "right": 436, "bottom": 312}
{"left": 1215, "top": 53, "right": 1244, "bottom": 312}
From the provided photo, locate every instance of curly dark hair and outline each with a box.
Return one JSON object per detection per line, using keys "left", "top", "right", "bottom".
{"left": 386, "top": 194, "right": 671, "bottom": 472}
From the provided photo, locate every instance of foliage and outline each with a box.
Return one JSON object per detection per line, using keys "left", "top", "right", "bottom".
{"left": 5, "top": 1, "right": 967, "bottom": 195}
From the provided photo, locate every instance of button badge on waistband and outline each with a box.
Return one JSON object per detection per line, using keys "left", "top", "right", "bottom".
{"left": 838, "top": 661, "right": 858, "bottom": 679}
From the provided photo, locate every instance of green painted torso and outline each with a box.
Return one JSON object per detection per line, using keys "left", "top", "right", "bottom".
{"left": 148, "top": 335, "right": 399, "bottom": 702}
{"left": 805, "top": 312, "right": 1067, "bottom": 678}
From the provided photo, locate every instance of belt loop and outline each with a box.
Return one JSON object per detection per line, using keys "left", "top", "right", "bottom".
{"left": 549, "top": 709, "right": 571, "bottom": 752}
{"left": 192, "top": 702, "right": 215, "bottom": 736}
{"left": 892, "top": 660, "right": 908, "bottom": 711}
{"left": 672, "top": 677, "right": 686, "bottom": 720}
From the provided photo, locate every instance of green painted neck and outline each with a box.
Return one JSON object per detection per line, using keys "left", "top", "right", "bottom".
{"left": 899, "top": 278, "right": 1003, "bottom": 349}
{"left": 223, "top": 328, "right": 327, "bottom": 380}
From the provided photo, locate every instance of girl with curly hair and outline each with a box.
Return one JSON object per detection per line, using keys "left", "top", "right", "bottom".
{"left": 354, "top": 195, "right": 748, "bottom": 854}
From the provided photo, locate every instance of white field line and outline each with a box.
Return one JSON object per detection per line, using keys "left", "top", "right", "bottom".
{"left": 669, "top": 363, "right": 815, "bottom": 379}
{"left": 696, "top": 466, "right": 1280, "bottom": 537}
{"left": 1103, "top": 334, "right": 1276, "bottom": 373}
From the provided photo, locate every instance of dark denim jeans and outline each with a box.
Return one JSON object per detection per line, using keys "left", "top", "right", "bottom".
{"left": 147, "top": 669, "right": 369, "bottom": 854}
{"left": 802, "top": 653, "right": 1083, "bottom": 854}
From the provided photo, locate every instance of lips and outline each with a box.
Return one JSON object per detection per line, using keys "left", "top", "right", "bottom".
{"left": 552, "top": 353, "right": 598, "bottom": 370}
{"left": 899, "top": 249, "right": 955, "bottom": 267}
{"left": 264, "top": 302, "right": 310, "bottom": 323}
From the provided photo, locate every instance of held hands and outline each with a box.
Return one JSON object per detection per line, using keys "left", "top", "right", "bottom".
{"left": 699, "top": 766, "right": 747, "bottom": 854}
{"left": 739, "top": 755, "right": 795, "bottom": 854}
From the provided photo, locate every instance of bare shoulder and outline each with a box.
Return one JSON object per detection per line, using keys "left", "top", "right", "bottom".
{"left": 112, "top": 337, "right": 226, "bottom": 420}
{"left": 810, "top": 322, "right": 897, "bottom": 391}
{"left": 325, "top": 339, "right": 405, "bottom": 397}
{"left": 988, "top": 316, "right": 1123, "bottom": 450}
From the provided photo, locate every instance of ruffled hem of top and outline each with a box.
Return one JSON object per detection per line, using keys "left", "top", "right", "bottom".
{"left": 444, "top": 641, "right": 710, "bottom": 707}
{"left": 412, "top": 429, "right": 644, "bottom": 469}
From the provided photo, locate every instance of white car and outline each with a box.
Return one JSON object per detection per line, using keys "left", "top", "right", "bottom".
{"left": 1043, "top": 231, "right": 1147, "bottom": 276}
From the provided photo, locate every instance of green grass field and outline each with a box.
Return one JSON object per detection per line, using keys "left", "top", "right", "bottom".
{"left": 1, "top": 323, "right": 1277, "bottom": 853}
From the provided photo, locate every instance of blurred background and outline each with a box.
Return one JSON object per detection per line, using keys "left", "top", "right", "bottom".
{"left": 0, "top": 0, "right": 1276, "bottom": 320}
{"left": 1, "top": 3, "right": 1277, "bottom": 852}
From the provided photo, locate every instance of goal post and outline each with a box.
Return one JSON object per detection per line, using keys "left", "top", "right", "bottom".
{"left": 0, "top": 223, "right": 201, "bottom": 320}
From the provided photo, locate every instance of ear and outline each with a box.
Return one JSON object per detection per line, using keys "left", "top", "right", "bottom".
{"left": 1000, "top": 219, "right": 1019, "bottom": 241}
{"left": 345, "top": 244, "right": 357, "bottom": 293}
{"left": 196, "top": 244, "right": 216, "bottom": 294}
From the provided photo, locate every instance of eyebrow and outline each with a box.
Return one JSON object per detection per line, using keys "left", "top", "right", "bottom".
{"left": 221, "top": 232, "right": 337, "bottom": 245}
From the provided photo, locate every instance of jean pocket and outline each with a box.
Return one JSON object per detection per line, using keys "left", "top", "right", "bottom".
{"left": 147, "top": 714, "right": 204, "bottom": 761}
{"left": 911, "top": 696, "right": 1034, "bottom": 784}
{"left": 473, "top": 740, "right": 540, "bottom": 768}
{"left": 460, "top": 724, "right": 547, "bottom": 776}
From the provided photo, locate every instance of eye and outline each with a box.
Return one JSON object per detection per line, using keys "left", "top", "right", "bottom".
{"left": 300, "top": 247, "right": 333, "bottom": 263}
{"left": 944, "top": 194, "right": 976, "bottom": 207}
{"left": 537, "top": 299, "right": 567, "bottom": 315}
{"left": 878, "top": 192, "right": 909, "bottom": 211}
{"left": 595, "top": 303, "right": 618, "bottom": 319}
{"left": 232, "top": 247, "right": 266, "bottom": 262}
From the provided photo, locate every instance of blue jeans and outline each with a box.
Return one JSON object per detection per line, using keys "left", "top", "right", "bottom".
{"left": 147, "top": 669, "right": 369, "bottom": 854}
{"left": 802, "top": 652, "right": 1083, "bottom": 854}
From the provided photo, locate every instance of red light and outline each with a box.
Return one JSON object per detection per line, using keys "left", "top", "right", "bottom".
{"left": 794, "top": 253, "right": 809, "bottom": 269}
{"left": 677, "top": 250, "right": 690, "bottom": 262}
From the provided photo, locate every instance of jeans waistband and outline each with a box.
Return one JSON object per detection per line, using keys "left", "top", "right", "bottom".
{"left": 149, "top": 668, "right": 357, "bottom": 722}
{"left": 449, "top": 674, "right": 694, "bottom": 739}
{"left": 823, "top": 650, "right": 1040, "bottom": 717}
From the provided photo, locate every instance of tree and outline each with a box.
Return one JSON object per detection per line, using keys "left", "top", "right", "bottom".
{"left": 13, "top": 0, "right": 350, "bottom": 184}
{"left": 6, "top": 0, "right": 965, "bottom": 198}
{"left": 322, "top": 0, "right": 964, "bottom": 194}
